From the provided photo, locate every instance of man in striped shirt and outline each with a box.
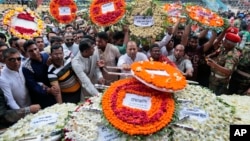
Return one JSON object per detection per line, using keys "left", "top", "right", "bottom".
{"left": 48, "top": 44, "right": 81, "bottom": 104}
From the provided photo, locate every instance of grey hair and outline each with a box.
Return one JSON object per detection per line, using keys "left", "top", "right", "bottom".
{"left": 2, "top": 48, "right": 19, "bottom": 60}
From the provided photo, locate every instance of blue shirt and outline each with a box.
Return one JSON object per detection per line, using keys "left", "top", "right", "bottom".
{"left": 22, "top": 53, "right": 56, "bottom": 109}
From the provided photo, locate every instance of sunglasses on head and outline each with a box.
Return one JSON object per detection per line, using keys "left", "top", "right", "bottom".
{"left": 8, "top": 57, "right": 21, "bottom": 62}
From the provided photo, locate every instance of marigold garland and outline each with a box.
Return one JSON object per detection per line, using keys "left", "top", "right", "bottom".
{"left": 131, "top": 61, "right": 187, "bottom": 92}
{"left": 49, "top": 0, "right": 77, "bottom": 24}
{"left": 89, "top": 0, "right": 126, "bottom": 26}
{"left": 3, "top": 8, "right": 43, "bottom": 40}
{"left": 163, "top": 3, "right": 186, "bottom": 24}
{"left": 102, "top": 78, "right": 175, "bottom": 135}
{"left": 185, "top": 5, "right": 224, "bottom": 27}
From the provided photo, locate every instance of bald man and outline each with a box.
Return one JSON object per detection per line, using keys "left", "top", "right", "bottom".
{"left": 16, "top": 39, "right": 29, "bottom": 61}
{"left": 117, "top": 41, "right": 148, "bottom": 77}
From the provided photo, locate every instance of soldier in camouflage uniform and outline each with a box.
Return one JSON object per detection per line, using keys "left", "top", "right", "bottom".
{"left": 206, "top": 32, "right": 240, "bottom": 95}
{"left": 229, "top": 44, "right": 250, "bottom": 95}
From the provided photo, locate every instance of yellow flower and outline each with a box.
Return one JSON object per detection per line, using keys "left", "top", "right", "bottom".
{"left": 15, "top": 7, "right": 23, "bottom": 12}
{"left": 32, "top": 33, "right": 39, "bottom": 37}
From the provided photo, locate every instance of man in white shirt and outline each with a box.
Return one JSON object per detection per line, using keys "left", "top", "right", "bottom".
{"left": 117, "top": 41, "right": 148, "bottom": 77}
{"left": 168, "top": 44, "right": 193, "bottom": 77}
{"left": 72, "top": 38, "right": 104, "bottom": 98}
{"left": 62, "top": 32, "right": 79, "bottom": 56}
{"left": 0, "top": 48, "right": 40, "bottom": 111}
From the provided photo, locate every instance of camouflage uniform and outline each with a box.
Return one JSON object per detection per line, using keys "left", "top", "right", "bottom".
{"left": 229, "top": 46, "right": 250, "bottom": 94}
{"left": 209, "top": 47, "right": 239, "bottom": 95}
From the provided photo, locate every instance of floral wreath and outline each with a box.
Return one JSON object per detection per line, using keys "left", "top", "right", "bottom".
{"left": 163, "top": 3, "right": 186, "bottom": 24}
{"left": 126, "top": 0, "right": 165, "bottom": 38}
{"left": 102, "top": 78, "right": 175, "bottom": 136}
{"left": 89, "top": 0, "right": 126, "bottom": 26}
{"left": 49, "top": 0, "right": 77, "bottom": 24}
{"left": 3, "top": 8, "right": 43, "bottom": 39}
{"left": 131, "top": 61, "right": 187, "bottom": 92}
{"left": 185, "top": 4, "right": 227, "bottom": 28}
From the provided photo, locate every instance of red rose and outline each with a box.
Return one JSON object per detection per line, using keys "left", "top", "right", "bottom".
{"left": 71, "top": 8, "right": 77, "bottom": 13}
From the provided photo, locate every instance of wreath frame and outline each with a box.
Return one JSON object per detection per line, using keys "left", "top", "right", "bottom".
{"left": 3, "top": 7, "right": 43, "bottom": 39}
{"left": 49, "top": 0, "right": 77, "bottom": 24}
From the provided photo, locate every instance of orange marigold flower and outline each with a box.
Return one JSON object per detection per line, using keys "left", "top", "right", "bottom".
{"left": 131, "top": 61, "right": 187, "bottom": 92}
{"left": 102, "top": 78, "right": 175, "bottom": 135}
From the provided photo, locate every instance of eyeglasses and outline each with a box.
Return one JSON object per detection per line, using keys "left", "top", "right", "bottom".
{"left": 8, "top": 57, "right": 21, "bottom": 62}
{"left": 66, "top": 39, "right": 74, "bottom": 42}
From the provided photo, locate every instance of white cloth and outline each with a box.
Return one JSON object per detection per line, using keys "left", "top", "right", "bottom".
{"left": 62, "top": 43, "right": 79, "bottom": 57}
{"left": 72, "top": 49, "right": 103, "bottom": 97}
{"left": 98, "top": 43, "right": 121, "bottom": 84}
{"left": 161, "top": 48, "right": 174, "bottom": 57}
{"left": 0, "top": 67, "right": 31, "bottom": 109}
{"left": 168, "top": 55, "right": 193, "bottom": 72}
{"left": 117, "top": 52, "right": 148, "bottom": 75}
{"left": 0, "top": 62, "right": 5, "bottom": 68}
{"left": 157, "top": 33, "right": 173, "bottom": 48}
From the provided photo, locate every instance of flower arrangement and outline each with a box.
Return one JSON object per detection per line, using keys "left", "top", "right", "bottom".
{"left": 163, "top": 3, "right": 186, "bottom": 24}
{"left": 64, "top": 97, "right": 102, "bottom": 141}
{"left": 131, "top": 61, "right": 187, "bottom": 92}
{"left": 3, "top": 7, "right": 43, "bottom": 39}
{"left": 49, "top": 0, "right": 77, "bottom": 24}
{"left": 172, "top": 85, "right": 235, "bottom": 140}
{"left": 185, "top": 4, "right": 226, "bottom": 28}
{"left": 102, "top": 78, "right": 175, "bottom": 136}
{"left": 125, "top": 0, "right": 165, "bottom": 38}
{"left": 89, "top": 0, "right": 126, "bottom": 26}
{"left": 0, "top": 103, "right": 76, "bottom": 140}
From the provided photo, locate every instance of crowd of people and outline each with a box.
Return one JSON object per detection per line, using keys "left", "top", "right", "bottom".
{"left": 0, "top": 9, "right": 249, "bottom": 129}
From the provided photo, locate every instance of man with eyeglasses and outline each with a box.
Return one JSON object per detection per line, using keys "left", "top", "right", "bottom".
{"left": 62, "top": 32, "right": 79, "bottom": 56}
{"left": 0, "top": 48, "right": 40, "bottom": 112}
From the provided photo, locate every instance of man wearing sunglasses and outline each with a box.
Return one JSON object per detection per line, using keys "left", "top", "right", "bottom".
{"left": 0, "top": 48, "right": 40, "bottom": 112}
{"left": 62, "top": 32, "right": 79, "bottom": 56}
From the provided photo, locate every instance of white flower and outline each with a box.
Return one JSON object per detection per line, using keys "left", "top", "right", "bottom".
{"left": 0, "top": 103, "right": 76, "bottom": 141}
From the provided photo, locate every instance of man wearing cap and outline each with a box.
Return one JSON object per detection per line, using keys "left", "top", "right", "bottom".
{"left": 206, "top": 27, "right": 241, "bottom": 95}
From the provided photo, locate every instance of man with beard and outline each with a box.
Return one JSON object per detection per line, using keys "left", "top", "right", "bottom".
{"left": 72, "top": 39, "right": 104, "bottom": 99}
{"left": 96, "top": 32, "right": 121, "bottom": 85}
{"left": 48, "top": 44, "right": 81, "bottom": 104}
{"left": 62, "top": 32, "right": 79, "bottom": 56}
{"left": 181, "top": 24, "right": 217, "bottom": 83}
{"left": 22, "top": 40, "right": 58, "bottom": 108}
{"left": 149, "top": 43, "right": 176, "bottom": 67}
